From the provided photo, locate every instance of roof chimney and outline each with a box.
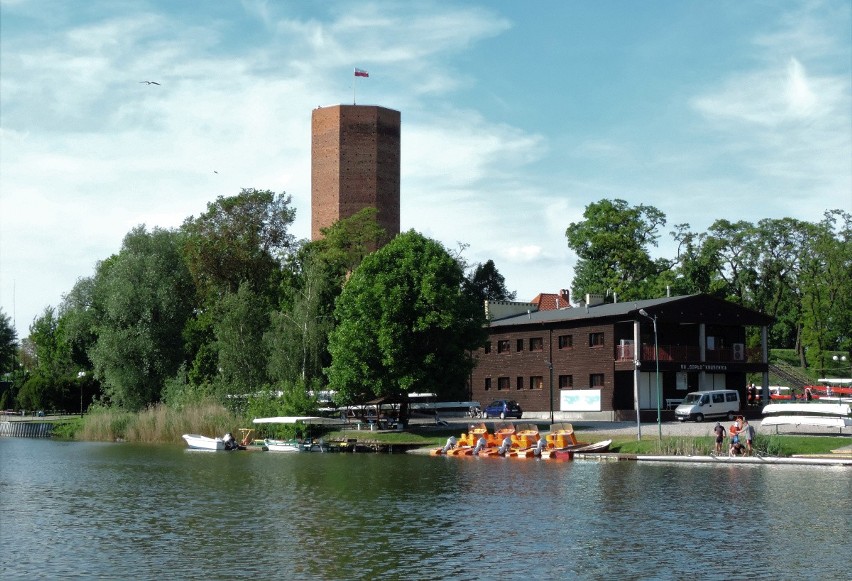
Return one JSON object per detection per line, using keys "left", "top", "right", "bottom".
{"left": 585, "top": 293, "right": 605, "bottom": 307}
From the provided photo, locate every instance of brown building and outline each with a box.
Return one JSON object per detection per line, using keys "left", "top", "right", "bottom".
{"left": 471, "top": 293, "right": 774, "bottom": 420}
{"left": 311, "top": 105, "right": 401, "bottom": 241}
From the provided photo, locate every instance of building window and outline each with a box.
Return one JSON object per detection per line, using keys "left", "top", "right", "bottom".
{"left": 498, "top": 377, "right": 510, "bottom": 391}
{"left": 529, "top": 337, "right": 543, "bottom": 351}
{"left": 516, "top": 376, "right": 524, "bottom": 390}
{"left": 589, "top": 332, "right": 605, "bottom": 347}
{"left": 484, "top": 342, "right": 491, "bottom": 354}
{"left": 497, "top": 340, "right": 510, "bottom": 353}
{"left": 530, "top": 376, "right": 544, "bottom": 390}
{"left": 559, "top": 375, "right": 573, "bottom": 389}
{"left": 516, "top": 339, "right": 524, "bottom": 352}
{"left": 484, "top": 378, "right": 491, "bottom": 391}
{"left": 590, "top": 373, "right": 605, "bottom": 387}
{"left": 558, "top": 335, "right": 573, "bottom": 349}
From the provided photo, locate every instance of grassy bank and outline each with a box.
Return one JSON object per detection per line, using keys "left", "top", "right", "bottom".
{"left": 66, "top": 402, "right": 245, "bottom": 443}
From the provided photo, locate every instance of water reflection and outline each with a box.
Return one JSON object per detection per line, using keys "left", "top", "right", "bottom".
{"left": 1, "top": 439, "right": 849, "bottom": 580}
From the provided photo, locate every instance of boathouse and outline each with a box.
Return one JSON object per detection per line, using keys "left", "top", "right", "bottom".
{"left": 470, "top": 293, "right": 774, "bottom": 421}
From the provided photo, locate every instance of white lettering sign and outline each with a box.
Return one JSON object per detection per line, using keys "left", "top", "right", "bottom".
{"left": 560, "top": 389, "right": 601, "bottom": 412}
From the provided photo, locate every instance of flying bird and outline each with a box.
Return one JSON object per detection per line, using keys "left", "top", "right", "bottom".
{"left": 139, "top": 81, "right": 160, "bottom": 85}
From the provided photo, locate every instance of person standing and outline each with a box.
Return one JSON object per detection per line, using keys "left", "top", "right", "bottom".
{"left": 739, "top": 418, "right": 754, "bottom": 456}
{"left": 728, "top": 420, "right": 741, "bottom": 456}
{"left": 713, "top": 422, "right": 726, "bottom": 455}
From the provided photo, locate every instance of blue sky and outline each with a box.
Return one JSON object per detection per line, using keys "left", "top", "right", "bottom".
{"left": 1, "top": 0, "right": 850, "bottom": 339}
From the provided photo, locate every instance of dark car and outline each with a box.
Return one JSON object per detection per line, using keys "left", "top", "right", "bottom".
{"left": 482, "top": 400, "right": 523, "bottom": 419}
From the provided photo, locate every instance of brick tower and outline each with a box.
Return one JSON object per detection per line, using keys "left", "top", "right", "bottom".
{"left": 311, "top": 105, "right": 401, "bottom": 241}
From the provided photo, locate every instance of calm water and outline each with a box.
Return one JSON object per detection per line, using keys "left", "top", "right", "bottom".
{"left": 1, "top": 438, "right": 850, "bottom": 580}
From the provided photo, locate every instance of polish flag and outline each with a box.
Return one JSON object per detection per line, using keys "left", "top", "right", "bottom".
{"left": 354, "top": 68, "right": 369, "bottom": 77}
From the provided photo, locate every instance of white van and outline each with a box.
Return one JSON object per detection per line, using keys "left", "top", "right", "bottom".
{"left": 674, "top": 390, "right": 740, "bottom": 422}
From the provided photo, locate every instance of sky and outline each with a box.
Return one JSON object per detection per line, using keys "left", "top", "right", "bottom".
{"left": 1, "top": 0, "right": 850, "bottom": 339}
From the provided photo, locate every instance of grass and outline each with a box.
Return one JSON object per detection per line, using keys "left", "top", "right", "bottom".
{"left": 585, "top": 433, "right": 851, "bottom": 457}
{"left": 70, "top": 402, "right": 244, "bottom": 443}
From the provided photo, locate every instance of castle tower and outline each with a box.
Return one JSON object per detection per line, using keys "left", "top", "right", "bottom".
{"left": 311, "top": 105, "right": 401, "bottom": 241}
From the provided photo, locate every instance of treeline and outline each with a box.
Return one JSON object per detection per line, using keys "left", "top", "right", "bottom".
{"left": 0, "top": 194, "right": 848, "bottom": 414}
{"left": 566, "top": 199, "right": 851, "bottom": 373}
{"left": 0, "top": 189, "right": 510, "bottom": 413}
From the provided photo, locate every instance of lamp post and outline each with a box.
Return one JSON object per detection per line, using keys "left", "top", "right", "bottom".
{"left": 832, "top": 355, "right": 850, "bottom": 378}
{"left": 77, "top": 371, "right": 85, "bottom": 417}
{"left": 548, "top": 360, "right": 554, "bottom": 423}
{"left": 639, "top": 309, "right": 662, "bottom": 441}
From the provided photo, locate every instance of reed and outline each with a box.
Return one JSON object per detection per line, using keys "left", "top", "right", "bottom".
{"left": 76, "top": 401, "right": 244, "bottom": 443}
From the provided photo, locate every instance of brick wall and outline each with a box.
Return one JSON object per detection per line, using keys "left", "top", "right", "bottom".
{"left": 471, "top": 323, "right": 618, "bottom": 413}
{"left": 311, "top": 105, "right": 400, "bottom": 241}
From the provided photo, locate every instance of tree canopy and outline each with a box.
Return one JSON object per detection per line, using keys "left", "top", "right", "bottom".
{"left": 181, "top": 188, "right": 296, "bottom": 302}
{"left": 89, "top": 226, "right": 195, "bottom": 410}
{"left": 465, "top": 259, "right": 517, "bottom": 305}
{"left": 566, "top": 198, "right": 669, "bottom": 301}
{"left": 325, "top": 230, "right": 487, "bottom": 404}
{"left": 0, "top": 309, "right": 16, "bottom": 374}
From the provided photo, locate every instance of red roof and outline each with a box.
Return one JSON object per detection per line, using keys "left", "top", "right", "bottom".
{"left": 531, "top": 290, "right": 571, "bottom": 311}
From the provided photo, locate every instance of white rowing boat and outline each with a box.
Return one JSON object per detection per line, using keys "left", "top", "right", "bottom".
{"left": 182, "top": 434, "right": 225, "bottom": 451}
{"left": 761, "top": 402, "right": 852, "bottom": 430}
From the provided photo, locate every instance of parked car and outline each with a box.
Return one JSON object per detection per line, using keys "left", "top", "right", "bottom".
{"left": 674, "top": 389, "right": 740, "bottom": 422}
{"left": 482, "top": 400, "right": 523, "bottom": 419}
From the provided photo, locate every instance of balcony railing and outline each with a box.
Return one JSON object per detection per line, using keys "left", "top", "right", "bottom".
{"left": 616, "top": 344, "right": 759, "bottom": 363}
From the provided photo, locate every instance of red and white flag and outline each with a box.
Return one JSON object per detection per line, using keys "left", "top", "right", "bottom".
{"left": 354, "top": 68, "right": 369, "bottom": 78}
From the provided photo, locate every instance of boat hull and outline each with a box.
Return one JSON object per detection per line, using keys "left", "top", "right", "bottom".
{"left": 182, "top": 434, "right": 225, "bottom": 451}
{"left": 265, "top": 439, "right": 302, "bottom": 452}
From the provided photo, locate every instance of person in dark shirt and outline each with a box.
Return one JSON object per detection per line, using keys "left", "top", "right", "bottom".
{"left": 713, "top": 422, "right": 726, "bottom": 454}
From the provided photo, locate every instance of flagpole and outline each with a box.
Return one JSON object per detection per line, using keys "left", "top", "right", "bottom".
{"left": 353, "top": 68, "right": 368, "bottom": 104}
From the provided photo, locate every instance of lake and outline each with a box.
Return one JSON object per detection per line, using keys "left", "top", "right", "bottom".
{"left": 1, "top": 438, "right": 850, "bottom": 580}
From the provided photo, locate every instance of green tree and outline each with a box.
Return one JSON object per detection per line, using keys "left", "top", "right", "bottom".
{"left": 181, "top": 189, "right": 296, "bottom": 303}
{"left": 0, "top": 308, "right": 17, "bottom": 374}
{"left": 465, "top": 259, "right": 517, "bottom": 305}
{"left": 267, "top": 208, "right": 388, "bottom": 387}
{"left": 311, "top": 207, "right": 389, "bottom": 275}
{"left": 0, "top": 310, "right": 17, "bottom": 408}
{"left": 703, "top": 219, "right": 759, "bottom": 306}
{"left": 58, "top": 275, "right": 100, "bottom": 371}
{"left": 266, "top": 254, "right": 334, "bottom": 385}
{"left": 665, "top": 224, "right": 727, "bottom": 297}
{"left": 214, "top": 282, "right": 271, "bottom": 396}
{"left": 89, "top": 226, "right": 195, "bottom": 410}
{"left": 799, "top": 211, "right": 852, "bottom": 373}
{"left": 565, "top": 199, "right": 670, "bottom": 302}
{"left": 326, "top": 230, "right": 487, "bottom": 404}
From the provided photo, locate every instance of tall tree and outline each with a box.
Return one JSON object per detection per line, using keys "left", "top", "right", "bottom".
{"left": 89, "top": 226, "right": 195, "bottom": 410}
{"left": 266, "top": 208, "right": 389, "bottom": 387}
{"left": 266, "top": 254, "right": 334, "bottom": 385}
{"left": 799, "top": 211, "right": 852, "bottom": 372}
{"left": 0, "top": 308, "right": 19, "bottom": 409}
{"left": 465, "top": 260, "right": 517, "bottom": 305}
{"left": 16, "top": 307, "right": 78, "bottom": 411}
{"left": 214, "top": 282, "right": 271, "bottom": 395}
{"left": 703, "top": 219, "right": 759, "bottom": 306}
{"left": 181, "top": 189, "right": 296, "bottom": 303}
{"left": 666, "top": 224, "right": 727, "bottom": 297}
{"left": 565, "top": 199, "right": 669, "bottom": 302}
{"left": 326, "top": 230, "right": 486, "bottom": 404}
{"left": 0, "top": 308, "right": 17, "bottom": 375}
